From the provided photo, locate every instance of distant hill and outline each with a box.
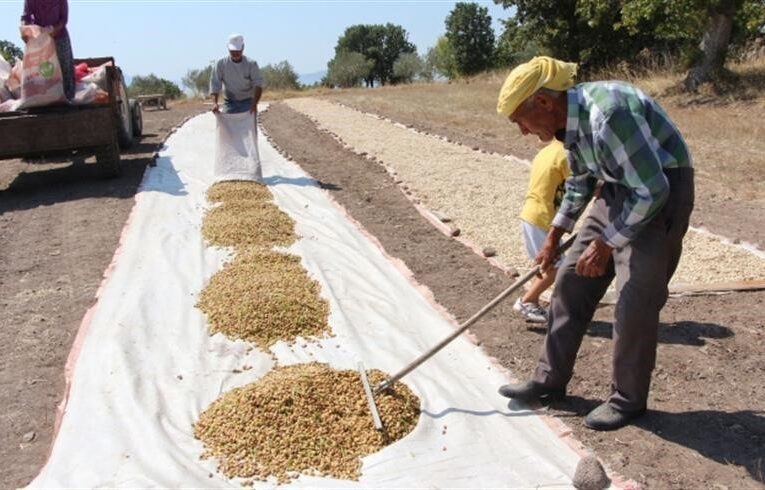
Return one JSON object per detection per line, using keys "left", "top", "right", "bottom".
{"left": 298, "top": 70, "right": 326, "bottom": 87}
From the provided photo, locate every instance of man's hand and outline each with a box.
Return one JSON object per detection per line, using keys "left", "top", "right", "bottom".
{"left": 536, "top": 227, "right": 565, "bottom": 274}
{"left": 249, "top": 102, "right": 258, "bottom": 114}
{"left": 575, "top": 238, "right": 612, "bottom": 277}
{"left": 211, "top": 102, "right": 219, "bottom": 114}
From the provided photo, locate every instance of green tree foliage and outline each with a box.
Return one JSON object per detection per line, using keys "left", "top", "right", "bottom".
{"left": 493, "top": 0, "right": 655, "bottom": 69}
{"left": 334, "top": 23, "right": 416, "bottom": 85}
{"left": 129, "top": 74, "right": 183, "bottom": 99}
{"left": 445, "top": 2, "right": 496, "bottom": 76}
{"left": 620, "top": 0, "right": 764, "bottom": 88}
{"left": 392, "top": 52, "right": 423, "bottom": 83}
{"left": 0, "top": 40, "right": 23, "bottom": 66}
{"left": 182, "top": 65, "right": 213, "bottom": 97}
{"left": 326, "top": 51, "right": 373, "bottom": 88}
{"left": 420, "top": 51, "right": 437, "bottom": 81}
{"left": 262, "top": 60, "right": 300, "bottom": 90}
{"left": 427, "top": 36, "right": 458, "bottom": 79}
{"left": 494, "top": 0, "right": 764, "bottom": 82}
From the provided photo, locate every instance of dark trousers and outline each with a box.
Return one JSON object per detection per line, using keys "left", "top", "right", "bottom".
{"left": 54, "top": 33, "right": 74, "bottom": 100}
{"left": 533, "top": 168, "right": 695, "bottom": 411}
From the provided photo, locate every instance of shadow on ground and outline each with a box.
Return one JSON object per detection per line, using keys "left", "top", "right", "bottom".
{"left": 637, "top": 409, "right": 765, "bottom": 483}
{"left": 526, "top": 320, "right": 734, "bottom": 347}
{"left": 550, "top": 397, "right": 765, "bottom": 484}
{"left": 0, "top": 145, "right": 154, "bottom": 214}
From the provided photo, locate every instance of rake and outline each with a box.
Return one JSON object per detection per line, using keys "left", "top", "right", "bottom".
{"left": 359, "top": 234, "right": 577, "bottom": 431}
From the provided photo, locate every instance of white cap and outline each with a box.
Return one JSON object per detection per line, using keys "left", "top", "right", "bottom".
{"left": 227, "top": 34, "right": 244, "bottom": 51}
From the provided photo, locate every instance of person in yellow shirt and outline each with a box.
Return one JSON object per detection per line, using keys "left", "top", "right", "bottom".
{"left": 514, "top": 140, "right": 570, "bottom": 322}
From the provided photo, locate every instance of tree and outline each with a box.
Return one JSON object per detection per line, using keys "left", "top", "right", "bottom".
{"left": 336, "top": 24, "right": 383, "bottom": 87}
{"left": 326, "top": 51, "right": 373, "bottom": 88}
{"left": 427, "top": 36, "right": 458, "bottom": 79}
{"left": 494, "top": 0, "right": 765, "bottom": 87}
{"left": 262, "top": 60, "right": 300, "bottom": 90}
{"left": 129, "top": 74, "right": 183, "bottom": 99}
{"left": 392, "top": 52, "right": 423, "bottom": 83}
{"left": 683, "top": 0, "right": 738, "bottom": 90}
{"left": 334, "top": 23, "right": 416, "bottom": 86}
{"left": 493, "top": 0, "right": 653, "bottom": 70}
{"left": 0, "top": 40, "right": 23, "bottom": 66}
{"left": 182, "top": 65, "right": 213, "bottom": 97}
{"left": 379, "top": 24, "right": 418, "bottom": 84}
{"left": 445, "top": 2, "right": 496, "bottom": 76}
{"left": 420, "top": 51, "right": 437, "bottom": 82}
{"left": 621, "top": 0, "right": 764, "bottom": 90}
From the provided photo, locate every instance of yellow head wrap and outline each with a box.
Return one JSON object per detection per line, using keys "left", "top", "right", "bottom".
{"left": 496, "top": 56, "right": 578, "bottom": 116}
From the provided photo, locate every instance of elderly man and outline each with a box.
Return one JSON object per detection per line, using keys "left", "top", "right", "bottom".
{"left": 496, "top": 57, "right": 694, "bottom": 431}
{"left": 210, "top": 34, "right": 263, "bottom": 115}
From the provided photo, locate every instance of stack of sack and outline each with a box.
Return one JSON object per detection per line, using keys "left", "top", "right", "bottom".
{"left": 73, "top": 60, "right": 111, "bottom": 105}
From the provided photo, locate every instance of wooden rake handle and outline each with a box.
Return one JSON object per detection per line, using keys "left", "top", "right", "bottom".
{"left": 373, "top": 233, "right": 577, "bottom": 395}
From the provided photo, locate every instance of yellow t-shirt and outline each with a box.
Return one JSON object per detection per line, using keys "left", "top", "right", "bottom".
{"left": 519, "top": 140, "right": 570, "bottom": 230}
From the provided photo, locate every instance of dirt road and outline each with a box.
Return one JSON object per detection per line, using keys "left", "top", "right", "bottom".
{"left": 2, "top": 97, "right": 763, "bottom": 488}
{"left": 0, "top": 101, "right": 205, "bottom": 488}
{"left": 261, "top": 102, "right": 765, "bottom": 489}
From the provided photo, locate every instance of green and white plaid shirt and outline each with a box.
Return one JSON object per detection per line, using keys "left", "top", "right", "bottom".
{"left": 552, "top": 82, "right": 692, "bottom": 248}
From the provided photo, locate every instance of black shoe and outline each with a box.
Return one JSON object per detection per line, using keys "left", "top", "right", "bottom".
{"left": 498, "top": 381, "right": 566, "bottom": 402}
{"left": 584, "top": 402, "right": 646, "bottom": 431}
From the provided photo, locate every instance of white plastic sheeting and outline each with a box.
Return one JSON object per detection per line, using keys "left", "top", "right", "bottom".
{"left": 214, "top": 111, "right": 263, "bottom": 183}
{"left": 29, "top": 112, "right": 586, "bottom": 488}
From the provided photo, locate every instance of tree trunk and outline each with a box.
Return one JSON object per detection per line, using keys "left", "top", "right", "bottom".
{"left": 683, "top": 0, "right": 737, "bottom": 91}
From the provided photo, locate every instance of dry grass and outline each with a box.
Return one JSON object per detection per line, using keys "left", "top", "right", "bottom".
{"left": 196, "top": 248, "right": 330, "bottom": 349}
{"left": 283, "top": 97, "right": 765, "bottom": 284}
{"left": 321, "top": 57, "right": 765, "bottom": 202}
{"left": 194, "top": 363, "right": 420, "bottom": 483}
{"left": 263, "top": 86, "right": 336, "bottom": 102}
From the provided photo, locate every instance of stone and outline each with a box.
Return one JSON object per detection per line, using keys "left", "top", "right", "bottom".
{"left": 482, "top": 247, "right": 497, "bottom": 258}
{"left": 449, "top": 227, "right": 461, "bottom": 237}
{"left": 573, "top": 455, "right": 610, "bottom": 490}
{"left": 431, "top": 210, "right": 452, "bottom": 223}
{"left": 22, "top": 431, "right": 36, "bottom": 443}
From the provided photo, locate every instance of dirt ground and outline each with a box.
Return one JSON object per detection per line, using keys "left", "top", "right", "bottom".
{"left": 0, "top": 100, "right": 205, "bottom": 488}
{"left": 261, "top": 103, "right": 765, "bottom": 489}
{"left": 2, "top": 93, "right": 762, "bottom": 489}
{"left": 323, "top": 92, "right": 765, "bottom": 251}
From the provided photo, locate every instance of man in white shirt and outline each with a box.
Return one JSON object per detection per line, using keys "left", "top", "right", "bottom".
{"left": 209, "top": 34, "right": 263, "bottom": 115}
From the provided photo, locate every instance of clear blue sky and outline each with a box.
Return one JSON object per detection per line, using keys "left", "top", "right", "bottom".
{"left": 0, "top": 0, "right": 512, "bottom": 84}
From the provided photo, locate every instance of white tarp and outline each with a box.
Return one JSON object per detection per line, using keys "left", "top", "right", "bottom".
{"left": 214, "top": 111, "right": 263, "bottom": 183}
{"left": 29, "top": 111, "right": 587, "bottom": 488}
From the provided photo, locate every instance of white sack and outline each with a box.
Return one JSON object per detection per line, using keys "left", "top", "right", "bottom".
{"left": 17, "top": 25, "right": 66, "bottom": 110}
{"left": 0, "top": 56, "right": 11, "bottom": 102}
{"left": 214, "top": 111, "right": 262, "bottom": 183}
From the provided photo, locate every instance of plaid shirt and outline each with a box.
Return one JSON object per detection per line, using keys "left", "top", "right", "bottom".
{"left": 552, "top": 82, "right": 692, "bottom": 248}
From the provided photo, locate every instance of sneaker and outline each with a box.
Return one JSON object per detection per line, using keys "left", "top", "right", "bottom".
{"left": 513, "top": 298, "right": 548, "bottom": 323}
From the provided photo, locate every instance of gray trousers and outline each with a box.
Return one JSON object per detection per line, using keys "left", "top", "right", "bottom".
{"left": 533, "top": 168, "right": 695, "bottom": 411}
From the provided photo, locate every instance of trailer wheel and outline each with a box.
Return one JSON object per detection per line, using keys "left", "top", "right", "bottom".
{"left": 116, "top": 74, "right": 134, "bottom": 149}
{"left": 130, "top": 100, "right": 143, "bottom": 137}
{"left": 96, "top": 142, "right": 121, "bottom": 178}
